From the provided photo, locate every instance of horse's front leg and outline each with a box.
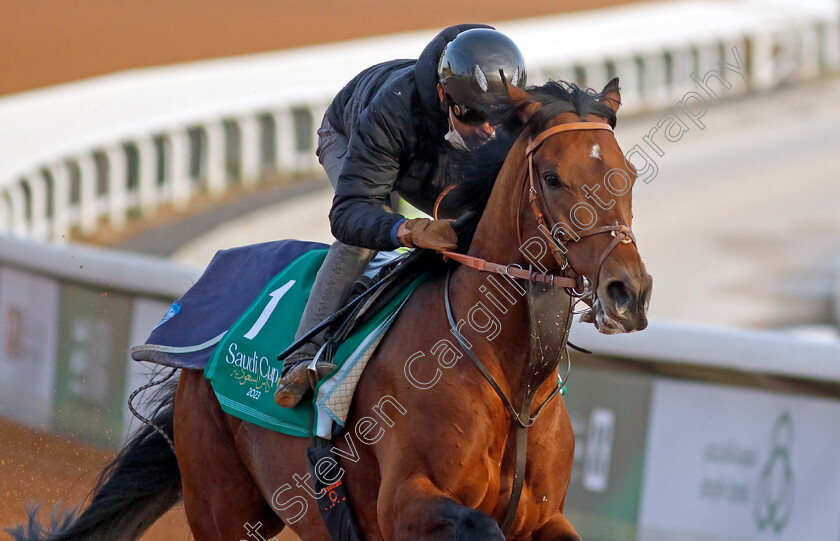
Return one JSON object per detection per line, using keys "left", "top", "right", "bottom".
{"left": 379, "top": 475, "right": 504, "bottom": 541}
{"left": 531, "top": 512, "right": 581, "bottom": 541}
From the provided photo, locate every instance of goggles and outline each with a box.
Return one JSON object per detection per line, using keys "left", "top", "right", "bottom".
{"left": 450, "top": 103, "right": 487, "bottom": 125}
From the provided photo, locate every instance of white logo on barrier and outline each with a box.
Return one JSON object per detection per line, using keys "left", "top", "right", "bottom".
{"left": 754, "top": 411, "right": 795, "bottom": 533}
{"left": 582, "top": 407, "right": 615, "bottom": 493}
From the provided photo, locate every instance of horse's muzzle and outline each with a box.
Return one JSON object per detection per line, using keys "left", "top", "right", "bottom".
{"left": 594, "top": 270, "right": 652, "bottom": 334}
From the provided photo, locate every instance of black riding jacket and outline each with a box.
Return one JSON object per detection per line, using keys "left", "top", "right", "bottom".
{"left": 326, "top": 23, "right": 492, "bottom": 251}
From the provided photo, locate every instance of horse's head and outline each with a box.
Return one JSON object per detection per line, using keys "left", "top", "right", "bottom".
{"left": 506, "top": 78, "right": 652, "bottom": 333}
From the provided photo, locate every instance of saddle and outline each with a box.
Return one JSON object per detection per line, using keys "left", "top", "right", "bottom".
{"left": 129, "top": 240, "right": 431, "bottom": 371}
{"left": 280, "top": 211, "right": 476, "bottom": 362}
{"left": 130, "top": 239, "right": 434, "bottom": 439}
{"left": 285, "top": 246, "right": 440, "bottom": 368}
{"left": 129, "top": 239, "right": 326, "bottom": 370}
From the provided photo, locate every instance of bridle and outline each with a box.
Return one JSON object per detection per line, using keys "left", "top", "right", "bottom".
{"left": 441, "top": 120, "right": 636, "bottom": 299}
{"left": 439, "top": 120, "right": 638, "bottom": 535}
{"left": 521, "top": 121, "right": 636, "bottom": 297}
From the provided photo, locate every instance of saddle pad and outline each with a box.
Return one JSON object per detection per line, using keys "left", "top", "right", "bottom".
{"left": 130, "top": 239, "right": 326, "bottom": 369}
{"left": 204, "top": 248, "right": 426, "bottom": 438}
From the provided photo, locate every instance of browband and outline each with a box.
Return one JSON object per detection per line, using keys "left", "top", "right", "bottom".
{"left": 525, "top": 122, "right": 613, "bottom": 155}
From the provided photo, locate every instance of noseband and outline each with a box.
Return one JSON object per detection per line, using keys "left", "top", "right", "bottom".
{"left": 521, "top": 121, "right": 636, "bottom": 296}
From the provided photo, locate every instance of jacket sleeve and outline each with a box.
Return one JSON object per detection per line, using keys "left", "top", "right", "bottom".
{"left": 329, "top": 92, "right": 412, "bottom": 251}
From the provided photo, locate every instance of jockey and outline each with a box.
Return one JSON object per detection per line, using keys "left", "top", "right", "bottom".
{"left": 274, "top": 24, "right": 526, "bottom": 408}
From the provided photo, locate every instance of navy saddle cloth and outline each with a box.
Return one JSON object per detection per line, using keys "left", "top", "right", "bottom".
{"left": 130, "top": 239, "right": 326, "bottom": 369}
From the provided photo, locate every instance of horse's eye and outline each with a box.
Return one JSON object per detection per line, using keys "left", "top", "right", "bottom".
{"left": 542, "top": 171, "right": 564, "bottom": 189}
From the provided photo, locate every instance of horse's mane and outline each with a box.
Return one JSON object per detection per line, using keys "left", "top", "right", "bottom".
{"left": 514, "top": 80, "right": 617, "bottom": 139}
{"left": 441, "top": 80, "right": 618, "bottom": 234}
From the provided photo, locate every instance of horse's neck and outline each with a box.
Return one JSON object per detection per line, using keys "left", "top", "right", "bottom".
{"left": 447, "top": 144, "right": 538, "bottom": 394}
{"left": 466, "top": 144, "right": 529, "bottom": 267}
{"left": 447, "top": 265, "right": 531, "bottom": 396}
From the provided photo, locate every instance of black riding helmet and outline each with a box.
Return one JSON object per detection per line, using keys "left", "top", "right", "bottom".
{"left": 438, "top": 28, "right": 526, "bottom": 123}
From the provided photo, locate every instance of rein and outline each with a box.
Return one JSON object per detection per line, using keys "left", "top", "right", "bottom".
{"left": 439, "top": 120, "right": 636, "bottom": 535}
{"left": 439, "top": 251, "right": 579, "bottom": 288}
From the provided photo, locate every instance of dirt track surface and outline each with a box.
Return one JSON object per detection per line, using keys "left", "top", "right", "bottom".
{"left": 0, "top": 416, "right": 304, "bottom": 540}
{"left": 1, "top": 0, "right": 636, "bottom": 97}
{"left": 0, "top": 417, "right": 203, "bottom": 540}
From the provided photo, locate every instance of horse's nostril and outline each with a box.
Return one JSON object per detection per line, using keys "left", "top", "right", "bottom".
{"left": 606, "top": 281, "right": 632, "bottom": 310}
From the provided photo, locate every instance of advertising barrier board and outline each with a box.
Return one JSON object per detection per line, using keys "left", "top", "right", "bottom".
{"left": 638, "top": 379, "right": 840, "bottom": 541}
{"left": 0, "top": 266, "right": 59, "bottom": 428}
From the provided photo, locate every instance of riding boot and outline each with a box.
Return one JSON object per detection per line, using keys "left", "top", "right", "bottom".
{"left": 274, "top": 240, "right": 376, "bottom": 408}
{"left": 273, "top": 349, "right": 339, "bottom": 408}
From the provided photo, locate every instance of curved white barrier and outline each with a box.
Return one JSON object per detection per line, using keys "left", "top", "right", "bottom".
{"left": 569, "top": 317, "right": 840, "bottom": 383}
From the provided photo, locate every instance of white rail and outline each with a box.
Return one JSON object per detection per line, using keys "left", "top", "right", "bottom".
{"left": 0, "top": 0, "right": 837, "bottom": 241}
{"left": 570, "top": 318, "right": 840, "bottom": 384}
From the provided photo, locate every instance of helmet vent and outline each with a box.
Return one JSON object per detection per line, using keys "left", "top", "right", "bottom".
{"left": 474, "top": 64, "right": 489, "bottom": 92}
{"left": 510, "top": 66, "right": 521, "bottom": 87}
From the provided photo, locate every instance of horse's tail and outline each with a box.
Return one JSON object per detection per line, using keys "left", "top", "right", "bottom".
{"left": 6, "top": 375, "right": 182, "bottom": 541}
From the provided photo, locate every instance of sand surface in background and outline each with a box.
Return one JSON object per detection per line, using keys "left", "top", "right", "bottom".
{"left": 0, "top": 0, "right": 636, "bottom": 96}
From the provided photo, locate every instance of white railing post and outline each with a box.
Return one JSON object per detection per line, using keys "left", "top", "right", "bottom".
{"left": 642, "top": 51, "right": 668, "bottom": 108}
{"left": 0, "top": 190, "right": 9, "bottom": 233}
{"left": 136, "top": 136, "right": 159, "bottom": 216}
{"left": 799, "top": 23, "right": 821, "bottom": 80}
{"left": 7, "top": 182, "right": 29, "bottom": 236}
{"left": 694, "top": 42, "right": 718, "bottom": 80}
{"left": 557, "top": 65, "right": 577, "bottom": 85}
{"left": 527, "top": 67, "right": 548, "bottom": 87}
{"left": 614, "top": 56, "right": 641, "bottom": 113}
{"left": 48, "top": 161, "right": 70, "bottom": 242}
{"left": 204, "top": 121, "right": 227, "bottom": 197}
{"left": 166, "top": 129, "right": 192, "bottom": 210}
{"left": 669, "top": 46, "right": 695, "bottom": 99}
{"left": 582, "top": 61, "right": 608, "bottom": 92}
{"left": 76, "top": 153, "right": 98, "bottom": 235}
{"left": 774, "top": 29, "right": 798, "bottom": 83}
{"left": 104, "top": 144, "right": 128, "bottom": 230}
{"left": 822, "top": 21, "right": 840, "bottom": 73}
{"left": 273, "top": 108, "right": 298, "bottom": 174}
{"left": 238, "top": 114, "right": 261, "bottom": 188}
{"left": 26, "top": 172, "right": 49, "bottom": 240}
{"left": 748, "top": 32, "right": 774, "bottom": 90}
{"left": 308, "top": 105, "right": 328, "bottom": 170}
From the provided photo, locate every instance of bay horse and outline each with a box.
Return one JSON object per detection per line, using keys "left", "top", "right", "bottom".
{"left": 10, "top": 78, "right": 651, "bottom": 541}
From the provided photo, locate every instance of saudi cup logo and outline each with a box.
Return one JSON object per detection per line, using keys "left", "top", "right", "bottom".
{"left": 754, "top": 411, "right": 795, "bottom": 533}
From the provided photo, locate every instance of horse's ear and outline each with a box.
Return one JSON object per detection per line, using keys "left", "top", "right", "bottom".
{"left": 600, "top": 77, "right": 621, "bottom": 114}
{"left": 502, "top": 70, "right": 540, "bottom": 124}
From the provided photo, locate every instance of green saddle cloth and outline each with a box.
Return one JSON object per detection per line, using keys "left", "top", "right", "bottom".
{"left": 204, "top": 248, "right": 424, "bottom": 438}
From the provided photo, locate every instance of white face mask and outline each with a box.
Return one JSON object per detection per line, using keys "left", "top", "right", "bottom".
{"left": 444, "top": 122, "right": 470, "bottom": 151}
{"left": 444, "top": 108, "right": 495, "bottom": 152}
